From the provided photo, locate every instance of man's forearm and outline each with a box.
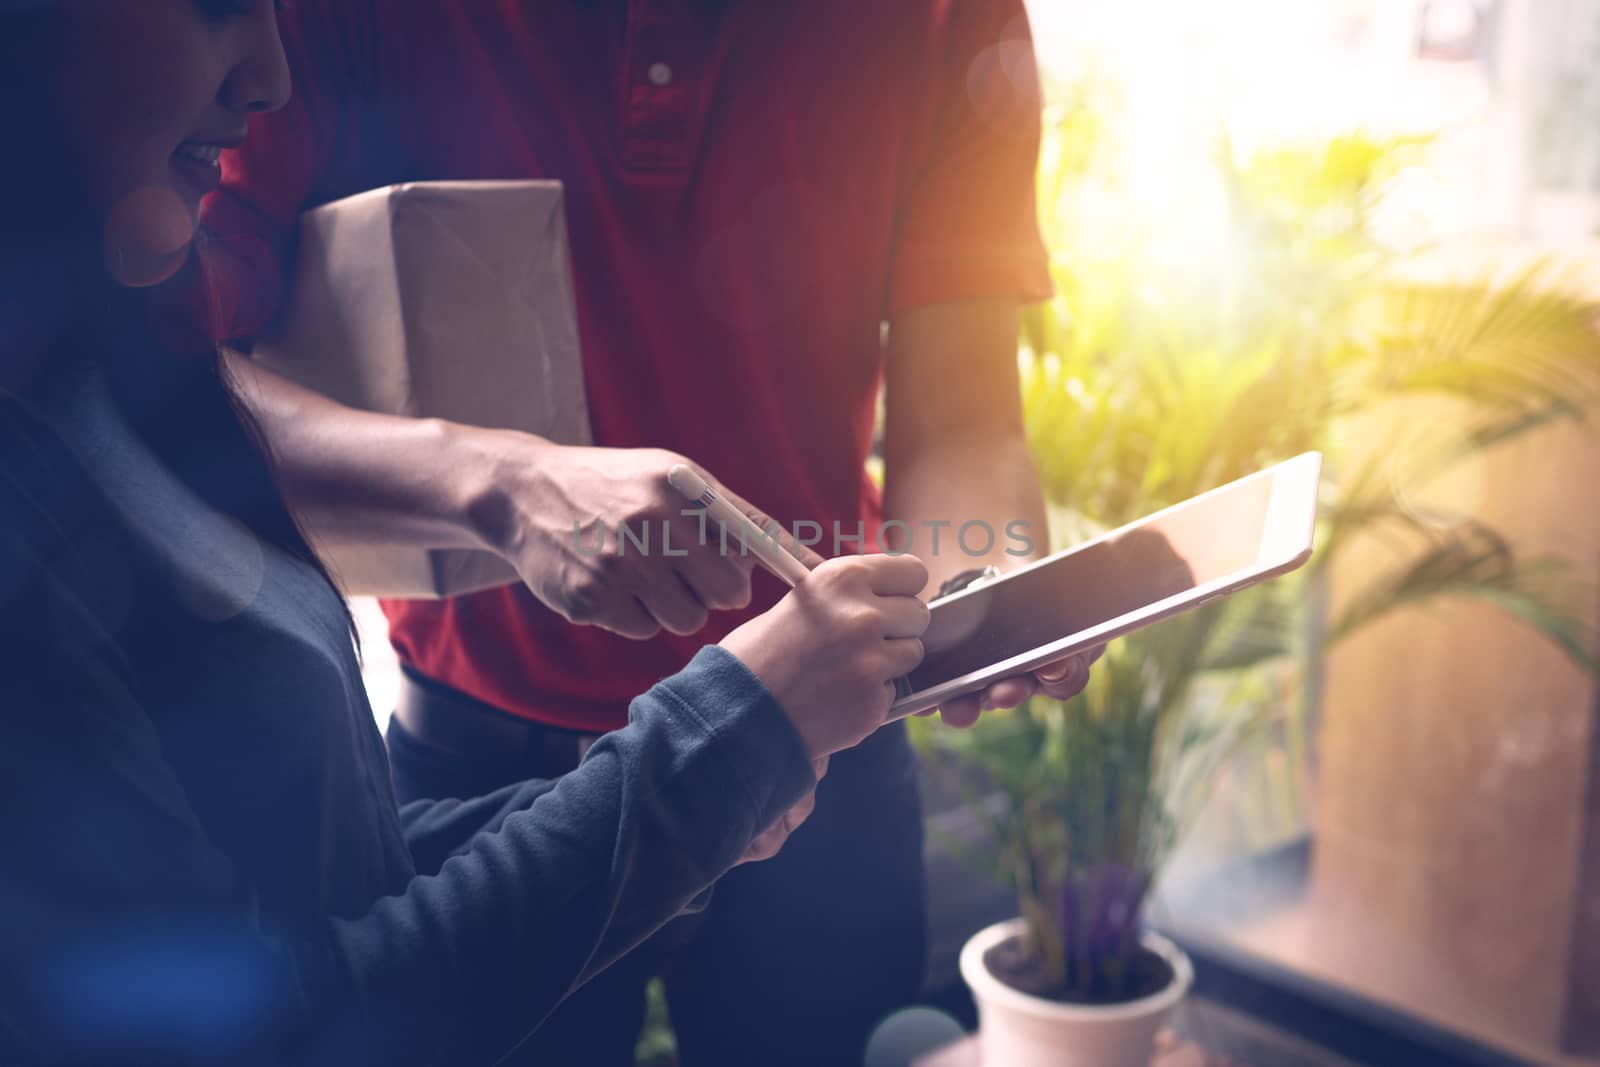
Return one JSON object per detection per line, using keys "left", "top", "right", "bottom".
{"left": 223, "top": 350, "right": 525, "bottom": 555}
{"left": 879, "top": 297, "right": 1049, "bottom": 598}
{"left": 882, "top": 433, "right": 1048, "bottom": 597}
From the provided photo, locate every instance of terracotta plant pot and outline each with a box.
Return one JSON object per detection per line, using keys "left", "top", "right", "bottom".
{"left": 959, "top": 918, "right": 1194, "bottom": 1067}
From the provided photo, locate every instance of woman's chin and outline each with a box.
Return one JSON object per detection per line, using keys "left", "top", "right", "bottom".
{"left": 106, "top": 239, "right": 192, "bottom": 289}
{"left": 102, "top": 183, "right": 197, "bottom": 288}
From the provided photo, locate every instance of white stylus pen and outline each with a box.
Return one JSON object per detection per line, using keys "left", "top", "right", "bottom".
{"left": 667, "top": 464, "right": 813, "bottom": 587}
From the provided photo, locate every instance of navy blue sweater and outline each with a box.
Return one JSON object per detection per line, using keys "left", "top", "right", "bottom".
{"left": 0, "top": 366, "right": 816, "bottom": 1065}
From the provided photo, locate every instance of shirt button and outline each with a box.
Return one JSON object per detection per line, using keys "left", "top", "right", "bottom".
{"left": 648, "top": 62, "right": 673, "bottom": 86}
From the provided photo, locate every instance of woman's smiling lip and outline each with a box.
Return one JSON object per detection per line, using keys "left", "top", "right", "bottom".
{"left": 171, "top": 146, "right": 224, "bottom": 199}
{"left": 169, "top": 130, "right": 245, "bottom": 201}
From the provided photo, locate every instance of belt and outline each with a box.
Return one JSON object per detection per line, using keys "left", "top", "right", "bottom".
{"left": 393, "top": 668, "right": 600, "bottom": 776}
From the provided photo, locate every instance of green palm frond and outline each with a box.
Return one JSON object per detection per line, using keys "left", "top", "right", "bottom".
{"left": 1360, "top": 266, "right": 1600, "bottom": 412}
{"left": 916, "top": 82, "right": 1600, "bottom": 994}
{"left": 1197, "top": 582, "right": 1300, "bottom": 673}
{"left": 1328, "top": 517, "right": 1597, "bottom": 673}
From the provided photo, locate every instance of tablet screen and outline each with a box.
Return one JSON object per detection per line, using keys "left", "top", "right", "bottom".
{"left": 904, "top": 474, "right": 1275, "bottom": 693}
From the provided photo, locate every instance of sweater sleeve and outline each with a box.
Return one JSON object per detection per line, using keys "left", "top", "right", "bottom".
{"left": 395, "top": 779, "right": 564, "bottom": 878}
{"left": 0, "top": 454, "right": 814, "bottom": 1065}
{"left": 348, "top": 646, "right": 814, "bottom": 1063}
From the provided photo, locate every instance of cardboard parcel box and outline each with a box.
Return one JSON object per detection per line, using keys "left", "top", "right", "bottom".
{"left": 251, "top": 180, "right": 591, "bottom": 598}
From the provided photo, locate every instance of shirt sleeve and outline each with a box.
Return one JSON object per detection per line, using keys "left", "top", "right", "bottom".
{"left": 0, "top": 448, "right": 813, "bottom": 1065}
{"left": 886, "top": 0, "right": 1054, "bottom": 315}
{"left": 190, "top": 0, "right": 395, "bottom": 344}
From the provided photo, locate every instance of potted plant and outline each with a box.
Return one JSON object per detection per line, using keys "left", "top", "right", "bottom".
{"left": 912, "top": 77, "right": 1600, "bottom": 1067}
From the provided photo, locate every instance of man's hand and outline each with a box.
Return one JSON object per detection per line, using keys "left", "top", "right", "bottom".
{"left": 486, "top": 443, "right": 824, "bottom": 639}
{"left": 223, "top": 358, "right": 818, "bottom": 636}
{"left": 920, "top": 644, "right": 1105, "bottom": 728}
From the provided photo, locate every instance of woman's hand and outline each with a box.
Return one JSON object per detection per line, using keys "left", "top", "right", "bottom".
{"left": 482, "top": 440, "right": 823, "bottom": 639}
{"left": 720, "top": 554, "right": 930, "bottom": 759}
{"left": 737, "top": 756, "right": 829, "bottom": 865}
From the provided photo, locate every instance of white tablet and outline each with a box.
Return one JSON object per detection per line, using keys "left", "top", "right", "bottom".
{"left": 889, "top": 452, "right": 1322, "bottom": 719}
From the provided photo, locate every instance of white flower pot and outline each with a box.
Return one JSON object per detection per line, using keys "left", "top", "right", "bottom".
{"left": 959, "top": 918, "right": 1193, "bottom": 1067}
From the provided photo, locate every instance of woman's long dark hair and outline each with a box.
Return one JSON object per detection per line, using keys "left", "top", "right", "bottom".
{"left": 3, "top": 6, "right": 357, "bottom": 643}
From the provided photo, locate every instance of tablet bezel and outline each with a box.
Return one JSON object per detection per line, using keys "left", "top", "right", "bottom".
{"left": 886, "top": 451, "right": 1322, "bottom": 720}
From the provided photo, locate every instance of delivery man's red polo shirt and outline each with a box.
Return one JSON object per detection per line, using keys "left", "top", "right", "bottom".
{"left": 200, "top": 0, "right": 1053, "bottom": 732}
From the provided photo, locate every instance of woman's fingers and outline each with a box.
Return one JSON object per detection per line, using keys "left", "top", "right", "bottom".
{"left": 882, "top": 636, "right": 925, "bottom": 680}
{"left": 739, "top": 787, "right": 819, "bottom": 865}
{"left": 783, "top": 789, "right": 818, "bottom": 832}
{"left": 863, "top": 553, "right": 931, "bottom": 597}
{"left": 878, "top": 595, "right": 932, "bottom": 639}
